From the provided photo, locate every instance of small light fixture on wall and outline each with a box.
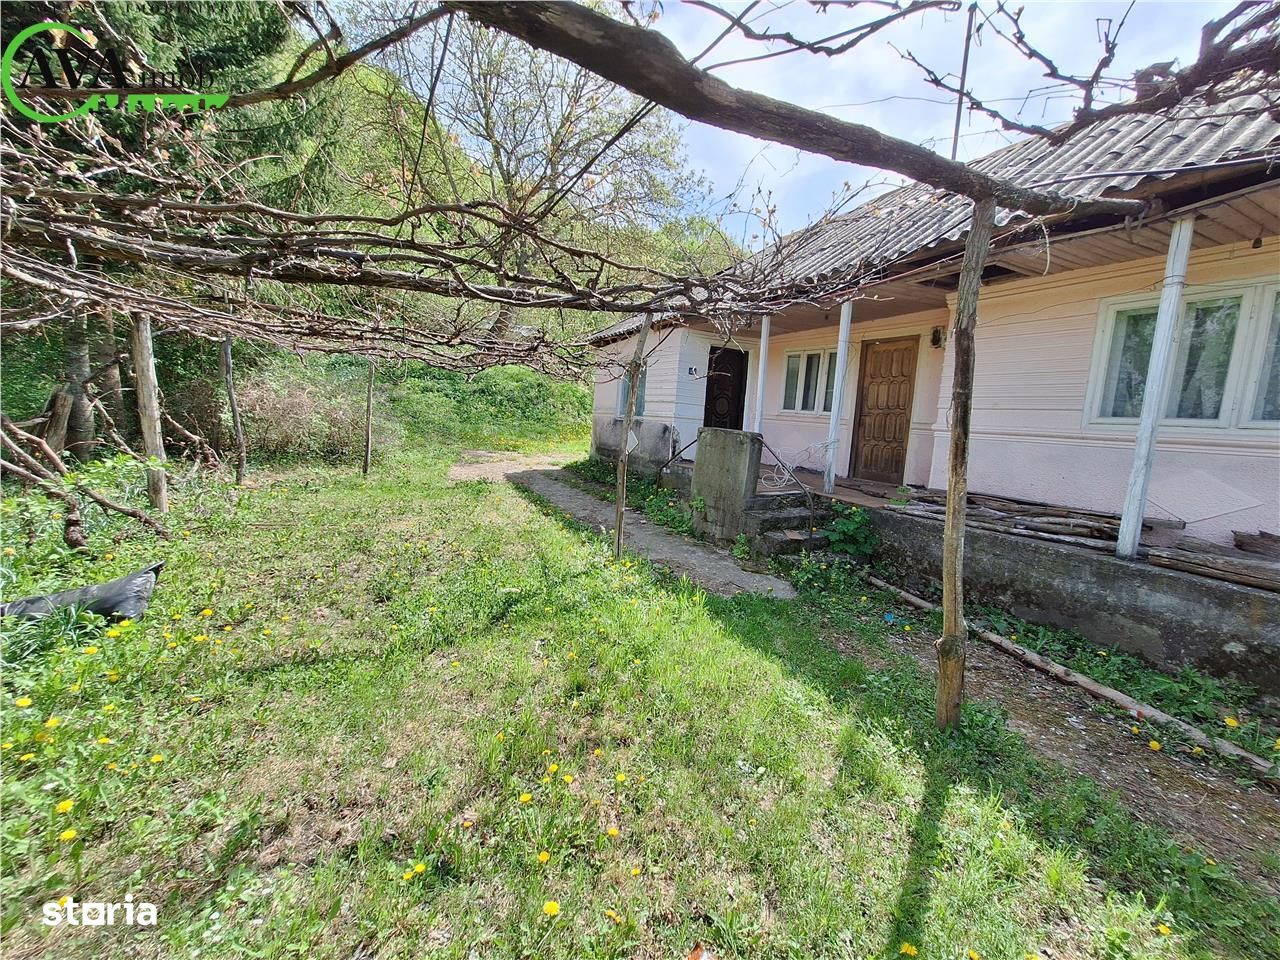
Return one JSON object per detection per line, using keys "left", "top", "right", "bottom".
{"left": 930, "top": 326, "right": 946, "bottom": 349}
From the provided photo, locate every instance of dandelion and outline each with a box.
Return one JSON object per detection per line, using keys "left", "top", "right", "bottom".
{"left": 56, "top": 799, "right": 74, "bottom": 814}
{"left": 540, "top": 776, "right": 551, "bottom": 784}
{"left": 542, "top": 901, "right": 560, "bottom": 917}
{"left": 593, "top": 748, "right": 602, "bottom": 757}
{"left": 200, "top": 609, "right": 213, "bottom": 617}
{"left": 82, "top": 646, "right": 99, "bottom": 655}
{"left": 223, "top": 626, "right": 233, "bottom": 632}
{"left": 105, "top": 629, "right": 121, "bottom": 639}
{"left": 542, "top": 749, "right": 551, "bottom": 756}
{"left": 903, "top": 626, "right": 912, "bottom": 633}
{"left": 96, "top": 737, "right": 113, "bottom": 745}
{"left": 58, "top": 829, "right": 78, "bottom": 842}
{"left": 1, "top": 743, "right": 11, "bottom": 750}
{"left": 899, "top": 945, "right": 918, "bottom": 957}
{"left": 1148, "top": 740, "right": 1162, "bottom": 752}
{"left": 149, "top": 753, "right": 164, "bottom": 764}
{"left": 606, "top": 827, "right": 619, "bottom": 838}
{"left": 2, "top": 547, "right": 14, "bottom": 556}
{"left": 1157, "top": 923, "right": 1172, "bottom": 936}
{"left": 413, "top": 862, "right": 426, "bottom": 874}
{"left": 262, "top": 629, "right": 272, "bottom": 637}
{"left": 1130, "top": 725, "right": 1141, "bottom": 734}
{"left": 1224, "top": 716, "right": 1240, "bottom": 728}
{"left": 106, "top": 671, "right": 120, "bottom": 683}
{"left": 187, "top": 696, "right": 201, "bottom": 703}
{"left": 166, "top": 642, "right": 177, "bottom": 649}
{"left": 604, "top": 908, "right": 622, "bottom": 924}
{"left": 14, "top": 696, "right": 32, "bottom": 708}
{"left": 43, "top": 716, "right": 61, "bottom": 729}
{"left": 519, "top": 793, "right": 532, "bottom": 804}
{"left": 562, "top": 774, "right": 574, "bottom": 784}
{"left": 103, "top": 553, "right": 114, "bottom": 561}
{"left": 615, "top": 772, "right": 627, "bottom": 784}
{"left": 630, "top": 866, "right": 641, "bottom": 876}
{"left": 548, "top": 763, "right": 559, "bottom": 774}
{"left": 968, "top": 951, "right": 982, "bottom": 960}
{"left": 402, "top": 869, "right": 414, "bottom": 881}
{"left": 19, "top": 753, "right": 35, "bottom": 762}
{"left": 102, "top": 704, "right": 117, "bottom": 714}
{"left": 106, "top": 762, "right": 118, "bottom": 770}
{"left": 496, "top": 732, "right": 505, "bottom": 742}
{"left": 462, "top": 820, "right": 474, "bottom": 829}
{"left": 451, "top": 660, "right": 460, "bottom": 668}
{"left": 195, "top": 635, "right": 208, "bottom": 643}
{"left": 538, "top": 850, "right": 550, "bottom": 864}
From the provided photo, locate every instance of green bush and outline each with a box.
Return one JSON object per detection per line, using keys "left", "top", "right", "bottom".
{"left": 819, "top": 503, "right": 878, "bottom": 561}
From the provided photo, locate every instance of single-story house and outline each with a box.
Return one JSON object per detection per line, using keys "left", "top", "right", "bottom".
{"left": 589, "top": 95, "right": 1279, "bottom": 546}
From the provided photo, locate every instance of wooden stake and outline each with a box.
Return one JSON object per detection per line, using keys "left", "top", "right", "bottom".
{"left": 362, "top": 358, "right": 375, "bottom": 476}
{"left": 613, "top": 316, "right": 651, "bottom": 560}
{"left": 220, "top": 335, "right": 247, "bottom": 485}
{"left": 129, "top": 312, "right": 168, "bottom": 513}
{"left": 936, "top": 197, "right": 996, "bottom": 730}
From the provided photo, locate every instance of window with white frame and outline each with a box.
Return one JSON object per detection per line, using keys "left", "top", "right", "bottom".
{"left": 1091, "top": 282, "right": 1279, "bottom": 428}
{"left": 617, "top": 365, "right": 647, "bottom": 417}
{"left": 782, "top": 350, "right": 840, "bottom": 413}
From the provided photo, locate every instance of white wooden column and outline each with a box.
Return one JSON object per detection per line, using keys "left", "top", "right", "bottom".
{"left": 751, "top": 315, "right": 771, "bottom": 434}
{"left": 823, "top": 300, "right": 854, "bottom": 493}
{"left": 1116, "top": 214, "right": 1196, "bottom": 559}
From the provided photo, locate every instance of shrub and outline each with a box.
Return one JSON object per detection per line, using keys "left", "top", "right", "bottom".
{"left": 819, "top": 503, "right": 878, "bottom": 561}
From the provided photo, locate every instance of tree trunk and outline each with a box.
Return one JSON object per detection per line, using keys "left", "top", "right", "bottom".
{"left": 129, "top": 313, "right": 168, "bottom": 512}
{"left": 220, "top": 335, "right": 247, "bottom": 485}
{"left": 362, "top": 358, "right": 375, "bottom": 476}
{"left": 936, "top": 197, "right": 996, "bottom": 730}
{"left": 613, "top": 316, "right": 651, "bottom": 560}
{"left": 63, "top": 313, "right": 95, "bottom": 460}
{"left": 90, "top": 306, "right": 129, "bottom": 437}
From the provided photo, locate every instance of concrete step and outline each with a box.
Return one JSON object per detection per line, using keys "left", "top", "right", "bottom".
{"left": 754, "top": 528, "right": 829, "bottom": 557}
{"left": 746, "top": 490, "right": 812, "bottom": 511}
{"left": 742, "top": 505, "right": 833, "bottom": 535}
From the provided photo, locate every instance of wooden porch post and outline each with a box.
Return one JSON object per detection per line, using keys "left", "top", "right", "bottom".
{"left": 823, "top": 300, "right": 854, "bottom": 493}
{"left": 751, "top": 315, "right": 771, "bottom": 434}
{"left": 1116, "top": 214, "right": 1196, "bottom": 559}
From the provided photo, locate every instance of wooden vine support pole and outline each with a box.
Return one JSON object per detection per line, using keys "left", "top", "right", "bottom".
{"left": 220, "top": 334, "right": 247, "bottom": 485}
{"left": 613, "top": 315, "right": 652, "bottom": 560}
{"left": 362, "top": 358, "right": 375, "bottom": 476}
{"left": 129, "top": 312, "right": 169, "bottom": 513}
{"left": 937, "top": 197, "right": 997, "bottom": 730}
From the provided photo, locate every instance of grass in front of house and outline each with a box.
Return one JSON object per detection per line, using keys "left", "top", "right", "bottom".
{"left": 1, "top": 448, "right": 1276, "bottom": 959}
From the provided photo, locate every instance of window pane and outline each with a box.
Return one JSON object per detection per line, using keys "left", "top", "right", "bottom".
{"left": 1251, "top": 292, "right": 1280, "bottom": 422}
{"left": 1100, "top": 307, "right": 1156, "bottom": 418}
{"left": 621, "top": 366, "right": 646, "bottom": 417}
{"left": 783, "top": 355, "right": 800, "bottom": 410}
{"left": 801, "top": 352, "right": 821, "bottom": 411}
{"left": 1166, "top": 296, "right": 1239, "bottom": 420}
{"left": 822, "top": 351, "right": 839, "bottom": 412}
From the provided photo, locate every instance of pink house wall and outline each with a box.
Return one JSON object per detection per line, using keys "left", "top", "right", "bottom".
{"left": 927, "top": 237, "right": 1280, "bottom": 543}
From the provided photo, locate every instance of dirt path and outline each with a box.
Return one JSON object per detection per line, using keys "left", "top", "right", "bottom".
{"left": 461, "top": 451, "right": 1279, "bottom": 890}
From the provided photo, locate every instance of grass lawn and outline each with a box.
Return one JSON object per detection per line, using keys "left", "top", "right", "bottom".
{"left": 1, "top": 444, "right": 1277, "bottom": 959}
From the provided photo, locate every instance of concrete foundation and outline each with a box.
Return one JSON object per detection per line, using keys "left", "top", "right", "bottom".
{"left": 869, "top": 509, "right": 1280, "bottom": 705}
{"left": 590, "top": 417, "right": 675, "bottom": 474}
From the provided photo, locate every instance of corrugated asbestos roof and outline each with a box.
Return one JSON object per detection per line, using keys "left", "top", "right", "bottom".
{"left": 588, "top": 95, "right": 1279, "bottom": 344}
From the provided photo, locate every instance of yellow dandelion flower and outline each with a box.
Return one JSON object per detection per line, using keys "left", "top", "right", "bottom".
{"left": 1224, "top": 717, "right": 1240, "bottom": 728}
{"left": 200, "top": 608, "right": 213, "bottom": 617}
{"left": 166, "top": 642, "right": 177, "bottom": 649}
{"left": 542, "top": 900, "right": 560, "bottom": 917}
{"left": 103, "top": 553, "right": 114, "bottom": 561}
{"left": 149, "top": 753, "right": 164, "bottom": 764}
{"left": 1157, "top": 923, "right": 1172, "bottom": 936}
{"left": 542, "top": 749, "right": 551, "bottom": 756}
{"left": 43, "top": 716, "right": 61, "bottom": 728}
{"left": 615, "top": 773, "right": 627, "bottom": 784}
{"left": 968, "top": 951, "right": 982, "bottom": 960}
{"left": 106, "top": 671, "right": 120, "bottom": 682}
{"left": 19, "top": 753, "right": 35, "bottom": 762}
{"left": 604, "top": 908, "right": 622, "bottom": 924}
{"left": 102, "top": 704, "right": 117, "bottom": 713}
{"left": 106, "top": 761, "right": 118, "bottom": 770}
{"left": 606, "top": 827, "right": 619, "bottom": 838}
{"left": 519, "top": 793, "right": 532, "bottom": 803}
{"left": 14, "top": 696, "right": 32, "bottom": 708}
{"left": 413, "top": 862, "right": 426, "bottom": 874}
{"left": 1149, "top": 740, "right": 1162, "bottom": 751}
{"left": 105, "top": 629, "right": 121, "bottom": 639}
{"left": 451, "top": 660, "right": 460, "bottom": 668}
{"left": 548, "top": 763, "right": 559, "bottom": 774}
{"left": 56, "top": 799, "right": 74, "bottom": 814}
{"left": 496, "top": 732, "right": 505, "bottom": 741}
{"left": 223, "top": 625, "right": 232, "bottom": 632}
{"left": 96, "top": 736, "right": 113, "bottom": 744}
{"left": 630, "top": 866, "right": 641, "bottom": 876}
{"left": 402, "top": 869, "right": 413, "bottom": 881}
{"left": 538, "top": 850, "right": 550, "bottom": 864}
{"left": 462, "top": 820, "right": 474, "bottom": 829}
{"left": 58, "top": 829, "right": 77, "bottom": 842}
{"left": 593, "top": 748, "right": 603, "bottom": 757}
{"left": 82, "top": 646, "right": 98, "bottom": 655}
{"left": 1, "top": 742, "right": 11, "bottom": 750}
{"left": 903, "top": 625, "right": 912, "bottom": 632}
{"left": 899, "top": 945, "right": 918, "bottom": 957}
{"left": 540, "top": 776, "right": 551, "bottom": 784}
{"left": 562, "top": 774, "right": 574, "bottom": 784}
{"left": 2, "top": 547, "right": 14, "bottom": 556}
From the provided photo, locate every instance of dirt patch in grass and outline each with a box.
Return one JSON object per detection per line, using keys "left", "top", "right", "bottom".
{"left": 845, "top": 627, "right": 1280, "bottom": 893}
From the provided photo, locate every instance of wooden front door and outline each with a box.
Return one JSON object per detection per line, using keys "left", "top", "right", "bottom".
{"left": 703, "top": 346, "right": 748, "bottom": 430}
{"left": 850, "top": 336, "right": 918, "bottom": 484}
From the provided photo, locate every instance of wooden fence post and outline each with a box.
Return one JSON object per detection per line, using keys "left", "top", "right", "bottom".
{"left": 936, "top": 197, "right": 996, "bottom": 730}
{"left": 129, "top": 313, "right": 168, "bottom": 512}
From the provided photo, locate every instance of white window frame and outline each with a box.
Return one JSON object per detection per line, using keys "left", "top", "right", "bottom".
{"left": 616, "top": 364, "right": 647, "bottom": 418}
{"left": 780, "top": 349, "right": 840, "bottom": 414}
{"left": 1084, "top": 279, "right": 1278, "bottom": 433}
